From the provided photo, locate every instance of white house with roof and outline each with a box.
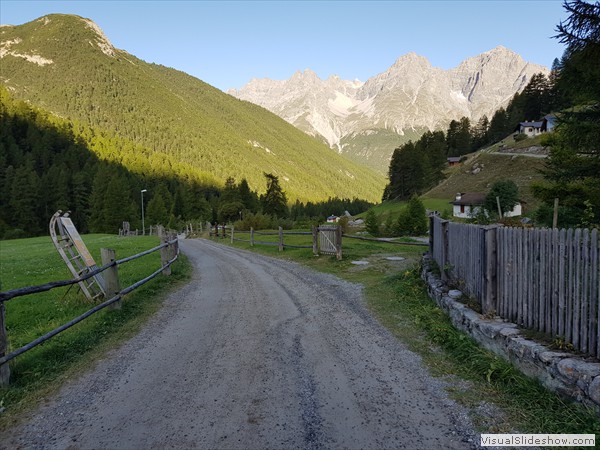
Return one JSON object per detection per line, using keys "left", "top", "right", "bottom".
{"left": 451, "top": 193, "right": 523, "bottom": 218}
{"left": 518, "top": 114, "right": 557, "bottom": 137}
{"left": 519, "top": 120, "right": 545, "bottom": 137}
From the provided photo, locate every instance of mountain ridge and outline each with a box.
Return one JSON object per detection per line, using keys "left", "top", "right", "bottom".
{"left": 229, "top": 46, "right": 549, "bottom": 172}
{"left": 0, "top": 14, "right": 385, "bottom": 203}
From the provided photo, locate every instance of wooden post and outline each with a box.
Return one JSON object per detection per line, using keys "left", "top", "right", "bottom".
{"left": 441, "top": 220, "right": 449, "bottom": 282}
{"left": 428, "top": 215, "right": 434, "bottom": 255}
{"left": 482, "top": 225, "right": 499, "bottom": 315}
{"left": 278, "top": 226, "right": 284, "bottom": 252}
{"left": 101, "top": 248, "right": 122, "bottom": 310}
{"left": 335, "top": 225, "right": 343, "bottom": 260}
{"left": 250, "top": 227, "right": 255, "bottom": 246}
{"left": 496, "top": 196, "right": 502, "bottom": 218}
{"left": 553, "top": 197, "right": 559, "bottom": 229}
{"left": 169, "top": 231, "right": 178, "bottom": 261}
{"left": 0, "top": 303, "right": 10, "bottom": 386}
{"left": 160, "top": 232, "right": 172, "bottom": 276}
{"left": 214, "top": 223, "right": 218, "bottom": 238}
{"left": 312, "top": 226, "right": 319, "bottom": 256}
{"left": 231, "top": 225, "right": 234, "bottom": 244}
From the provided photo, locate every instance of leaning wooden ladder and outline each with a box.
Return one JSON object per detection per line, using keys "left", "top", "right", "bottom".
{"left": 49, "top": 211, "right": 106, "bottom": 301}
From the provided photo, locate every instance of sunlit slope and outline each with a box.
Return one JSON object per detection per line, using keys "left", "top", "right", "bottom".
{"left": 0, "top": 14, "right": 384, "bottom": 202}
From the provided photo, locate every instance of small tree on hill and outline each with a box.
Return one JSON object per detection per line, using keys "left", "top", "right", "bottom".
{"left": 485, "top": 180, "right": 519, "bottom": 217}
{"left": 364, "top": 209, "right": 380, "bottom": 236}
{"left": 395, "top": 195, "right": 428, "bottom": 236}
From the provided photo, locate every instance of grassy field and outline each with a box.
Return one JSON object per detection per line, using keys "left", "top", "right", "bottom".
{"left": 0, "top": 234, "right": 191, "bottom": 424}
{"left": 216, "top": 231, "right": 600, "bottom": 437}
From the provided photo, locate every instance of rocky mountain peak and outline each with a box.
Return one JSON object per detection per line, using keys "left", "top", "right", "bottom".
{"left": 230, "top": 47, "right": 549, "bottom": 172}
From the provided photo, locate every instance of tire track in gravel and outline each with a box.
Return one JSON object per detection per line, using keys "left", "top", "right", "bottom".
{"left": 2, "top": 238, "right": 478, "bottom": 450}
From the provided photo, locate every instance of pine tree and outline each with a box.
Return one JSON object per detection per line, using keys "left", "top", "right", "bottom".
{"left": 9, "top": 158, "right": 41, "bottom": 235}
{"left": 260, "top": 173, "right": 288, "bottom": 218}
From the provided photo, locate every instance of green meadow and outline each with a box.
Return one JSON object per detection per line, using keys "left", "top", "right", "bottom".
{"left": 0, "top": 234, "right": 190, "bottom": 422}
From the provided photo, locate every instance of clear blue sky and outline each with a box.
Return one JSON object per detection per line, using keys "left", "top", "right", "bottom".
{"left": 1, "top": 1, "right": 567, "bottom": 91}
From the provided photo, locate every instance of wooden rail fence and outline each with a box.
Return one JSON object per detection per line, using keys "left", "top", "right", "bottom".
{"left": 0, "top": 229, "right": 179, "bottom": 385}
{"left": 212, "top": 225, "right": 343, "bottom": 259}
{"left": 429, "top": 215, "right": 600, "bottom": 358}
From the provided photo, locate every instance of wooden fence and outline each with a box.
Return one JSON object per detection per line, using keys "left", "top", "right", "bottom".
{"left": 430, "top": 215, "right": 600, "bottom": 358}
{"left": 0, "top": 230, "right": 179, "bottom": 385}
{"left": 212, "top": 225, "right": 343, "bottom": 259}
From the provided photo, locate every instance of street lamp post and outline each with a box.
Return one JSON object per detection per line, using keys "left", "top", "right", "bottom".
{"left": 141, "top": 189, "right": 147, "bottom": 235}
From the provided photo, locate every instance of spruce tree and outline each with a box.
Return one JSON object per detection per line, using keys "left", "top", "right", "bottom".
{"left": 261, "top": 173, "right": 288, "bottom": 218}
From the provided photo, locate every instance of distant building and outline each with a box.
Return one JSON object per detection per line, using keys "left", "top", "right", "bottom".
{"left": 451, "top": 192, "right": 522, "bottom": 218}
{"left": 447, "top": 156, "right": 462, "bottom": 167}
{"left": 518, "top": 114, "right": 557, "bottom": 137}
{"left": 518, "top": 120, "right": 545, "bottom": 137}
{"left": 543, "top": 114, "right": 557, "bottom": 132}
{"left": 326, "top": 215, "right": 339, "bottom": 223}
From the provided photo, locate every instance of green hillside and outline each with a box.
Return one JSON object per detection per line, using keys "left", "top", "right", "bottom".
{"left": 424, "top": 150, "right": 547, "bottom": 213}
{"left": 0, "top": 14, "right": 384, "bottom": 203}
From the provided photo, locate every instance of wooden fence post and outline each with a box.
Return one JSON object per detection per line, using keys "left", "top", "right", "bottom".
{"left": 482, "top": 225, "right": 499, "bottom": 315}
{"left": 441, "top": 220, "right": 449, "bottom": 282}
{"left": 335, "top": 225, "right": 343, "bottom": 260}
{"left": 428, "top": 215, "right": 435, "bottom": 255}
{"left": 0, "top": 303, "right": 10, "bottom": 386}
{"left": 250, "top": 227, "right": 255, "bottom": 246}
{"left": 169, "top": 231, "right": 178, "bottom": 261}
{"left": 101, "top": 248, "right": 122, "bottom": 310}
{"left": 231, "top": 225, "right": 234, "bottom": 244}
{"left": 312, "top": 226, "right": 318, "bottom": 256}
{"left": 160, "top": 232, "right": 172, "bottom": 276}
{"left": 278, "top": 226, "right": 284, "bottom": 252}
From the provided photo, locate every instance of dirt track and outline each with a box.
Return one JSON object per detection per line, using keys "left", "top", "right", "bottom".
{"left": 3, "top": 238, "right": 477, "bottom": 449}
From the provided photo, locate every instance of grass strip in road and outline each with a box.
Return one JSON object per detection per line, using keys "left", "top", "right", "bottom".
{"left": 218, "top": 234, "right": 600, "bottom": 437}
{"left": 0, "top": 234, "right": 191, "bottom": 428}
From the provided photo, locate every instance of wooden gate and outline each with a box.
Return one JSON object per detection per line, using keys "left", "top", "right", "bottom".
{"left": 318, "top": 225, "right": 342, "bottom": 260}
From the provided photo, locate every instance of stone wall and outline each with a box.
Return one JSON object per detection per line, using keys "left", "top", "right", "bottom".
{"left": 421, "top": 255, "right": 600, "bottom": 412}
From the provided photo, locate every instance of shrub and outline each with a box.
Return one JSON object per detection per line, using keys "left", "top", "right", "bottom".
{"left": 396, "top": 196, "right": 428, "bottom": 236}
{"left": 233, "top": 212, "right": 273, "bottom": 231}
{"left": 514, "top": 133, "right": 528, "bottom": 142}
{"left": 364, "top": 209, "right": 380, "bottom": 236}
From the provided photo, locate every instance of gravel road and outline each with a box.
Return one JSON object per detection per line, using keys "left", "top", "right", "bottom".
{"left": 3, "top": 238, "right": 478, "bottom": 449}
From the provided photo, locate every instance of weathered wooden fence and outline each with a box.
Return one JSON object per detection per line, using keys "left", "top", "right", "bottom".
{"left": 430, "top": 215, "right": 600, "bottom": 358}
{"left": 214, "top": 225, "right": 343, "bottom": 259}
{"left": 0, "top": 229, "right": 179, "bottom": 385}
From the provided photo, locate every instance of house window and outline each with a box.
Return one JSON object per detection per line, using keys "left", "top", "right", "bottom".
{"left": 528, "top": 127, "right": 533, "bottom": 132}
{"left": 460, "top": 205, "right": 465, "bottom": 214}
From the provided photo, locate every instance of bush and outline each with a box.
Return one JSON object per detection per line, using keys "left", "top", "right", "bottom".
{"left": 3, "top": 228, "right": 27, "bottom": 240}
{"left": 364, "top": 209, "right": 380, "bottom": 236}
{"left": 514, "top": 133, "right": 528, "bottom": 142}
{"left": 233, "top": 212, "right": 273, "bottom": 231}
{"left": 395, "top": 196, "right": 428, "bottom": 236}
{"left": 337, "top": 216, "right": 350, "bottom": 234}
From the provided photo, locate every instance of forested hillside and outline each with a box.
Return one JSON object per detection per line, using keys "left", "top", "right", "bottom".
{"left": 0, "top": 88, "right": 217, "bottom": 237}
{"left": 0, "top": 14, "right": 384, "bottom": 205}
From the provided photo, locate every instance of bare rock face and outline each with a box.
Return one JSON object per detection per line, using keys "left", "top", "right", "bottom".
{"left": 229, "top": 46, "right": 548, "bottom": 172}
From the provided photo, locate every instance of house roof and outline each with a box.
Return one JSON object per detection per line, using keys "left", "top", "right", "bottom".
{"left": 451, "top": 192, "right": 486, "bottom": 206}
{"left": 519, "top": 121, "right": 544, "bottom": 128}
{"left": 447, "top": 157, "right": 461, "bottom": 163}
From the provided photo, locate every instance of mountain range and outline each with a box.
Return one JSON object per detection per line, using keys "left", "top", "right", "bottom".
{"left": 229, "top": 47, "right": 549, "bottom": 173}
{"left": 0, "top": 14, "right": 384, "bottom": 203}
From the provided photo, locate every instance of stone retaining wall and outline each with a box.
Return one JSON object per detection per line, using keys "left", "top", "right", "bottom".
{"left": 421, "top": 255, "right": 600, "bottom": 412}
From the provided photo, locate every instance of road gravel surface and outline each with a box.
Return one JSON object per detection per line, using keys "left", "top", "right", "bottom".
{"left": 3, "top": 238, "right": 478, "bottom": 449}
